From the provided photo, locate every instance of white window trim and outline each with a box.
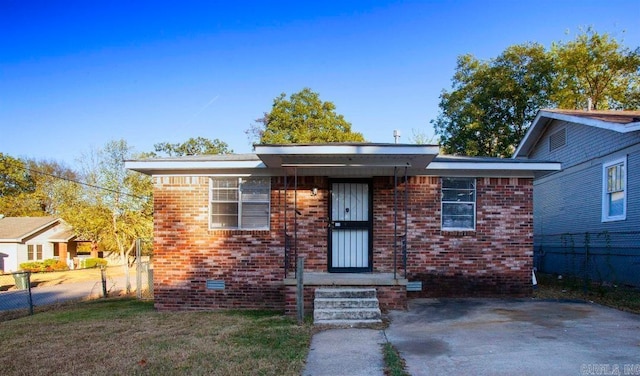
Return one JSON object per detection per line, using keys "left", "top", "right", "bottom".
{"left": 209, "top": 176, "right": 271, "bottom": 230}
{"left": 441, "top": 177, "right": 476, "bottom": 231}
{"left": 602, "top": 156, "right": 627, "bottom": 222}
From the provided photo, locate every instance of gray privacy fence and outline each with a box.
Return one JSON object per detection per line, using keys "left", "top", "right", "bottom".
{"left": 534, "top": 231, "right": 640, "bottom": 287}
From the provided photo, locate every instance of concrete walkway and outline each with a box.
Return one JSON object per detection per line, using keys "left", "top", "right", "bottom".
{"left": 304, "top": 299, "right": 640, "bottom": 376}
{"left": 303, "top": 328, "right": 386, "bottom": 376}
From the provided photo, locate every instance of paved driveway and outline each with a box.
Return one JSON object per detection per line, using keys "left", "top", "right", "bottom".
{"left": 386, "top": 299, "right": 640, "bottom": 376}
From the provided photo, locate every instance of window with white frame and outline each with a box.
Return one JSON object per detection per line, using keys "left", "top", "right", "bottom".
{"left": 602, "top": 157, "right": 626, "bottom": 222}
{"left": 210, "top": 177, "right": 270, "bottom": 229}
{"left": 441, "top": 177, "right": 476, "bottom": 230}
{"left": 27, "top": 244, "right": 43, "bottom": 260}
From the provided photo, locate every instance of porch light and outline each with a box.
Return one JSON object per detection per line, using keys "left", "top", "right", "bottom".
{"left": 311, "top": 187, "right": 318, "bottom": 196}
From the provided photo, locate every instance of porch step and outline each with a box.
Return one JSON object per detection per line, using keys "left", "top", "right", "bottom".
{"left": 313, "top": 288, "right": 382, "bottom": 326}
{"left": 315, "top": 288, "right": 377, "bottom": 299}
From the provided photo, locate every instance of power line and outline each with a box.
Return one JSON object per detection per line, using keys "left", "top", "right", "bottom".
{"left": 0, "top": 158, "right": 149, "bottom": 200}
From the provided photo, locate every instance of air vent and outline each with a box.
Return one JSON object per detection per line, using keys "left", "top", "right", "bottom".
{"left": 549, "top": 128, "right": 566, "bottom": 152}
{"left": 406, "top": 281, "right": 423, "bottom": 292}
{"left": 206, "top": 280, "right": 225, "bottom": 290}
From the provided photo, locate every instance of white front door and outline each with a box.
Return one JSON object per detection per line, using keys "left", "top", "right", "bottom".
{"left": 329, "top": 181, "right": 372, "bottom": 272}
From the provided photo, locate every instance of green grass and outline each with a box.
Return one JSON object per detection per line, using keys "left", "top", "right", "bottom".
{"left": 0, "top": 298, "right": 314, "bottom": 376}
{"left": 534, "top": 273, "right": 640, "bottom": 314}
{"left": 383, "top": 342, "right": 409, "bottom": 376}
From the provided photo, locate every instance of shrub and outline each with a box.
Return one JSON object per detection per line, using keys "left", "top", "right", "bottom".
{"left": 19, "top": 259, "right": 70, "bottom": 272}
{"left": 80, "top": 258, "right": 108, "bottom": 269}
{"left": 19, "top": 261, "right": 44, "bottom": 272}
{"left": 51, "top": 260, "right": 69, "bottom": 271}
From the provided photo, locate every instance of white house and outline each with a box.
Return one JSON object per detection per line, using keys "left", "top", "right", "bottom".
{"left": 0, "top": 216, "right": 78, "bottom": 272}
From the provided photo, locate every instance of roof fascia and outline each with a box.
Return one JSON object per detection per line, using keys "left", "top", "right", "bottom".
{"left": 125, "top": 160, "right": 266, "bottom": 175}
{"left": 427, "top": 161, "right": 561, "bottom": 171}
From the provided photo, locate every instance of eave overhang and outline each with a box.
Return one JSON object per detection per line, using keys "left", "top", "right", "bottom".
{"left": 125, "top": 143, "right": 560, "bottom": 178}
{"left": 254, "top": 143, "right": 440, "bottom": 171}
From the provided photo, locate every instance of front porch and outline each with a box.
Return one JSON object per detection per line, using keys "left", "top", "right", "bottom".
{"left": 283, "top": 272, "right": 409, "bottom": 316}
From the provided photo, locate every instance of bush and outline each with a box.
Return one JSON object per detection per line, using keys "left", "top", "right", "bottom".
{"left": 19, "top": 262, "right": 43, "bottom": 272}
{"left": 80, "top": 258, "right": 108, "bottom": 269}
{"left": 19, "top": 259, "right": 69, "bottom": 272}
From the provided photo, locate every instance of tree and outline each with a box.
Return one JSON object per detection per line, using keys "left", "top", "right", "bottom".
{"left": 0, "top": 153, "right": 34, "bottom": 216}
{"left": 64, "top": 140, "right": 152, "bottom": 292}
{"left": 247, "top": 88, "right": 365, "bottom": 144}
{"left": 0, "top": 153, "right": 80, "bottom": 217}
{"left": 24, "top": 159, "right": 79, "bottom": 215}
{"left": 551, "top": 28, "right": 640, "bottom": 110}
{"left": 434, "top": 29, "right": 640, "bottom": 157}
{"left": 153, "top": 137, "right": 232, "bottom": 156}
{"left": 433, "top": 43, "right": 554, "bottom": 156}
{"left": 409, "top": 129, "right": 437, "bottom": 145}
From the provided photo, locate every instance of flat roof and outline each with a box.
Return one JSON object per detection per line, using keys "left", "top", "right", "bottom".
{"left": 126, "top": 143, "right": 560, "bottom": 177}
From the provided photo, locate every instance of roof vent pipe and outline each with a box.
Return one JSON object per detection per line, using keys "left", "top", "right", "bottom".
{"left": 393, "top": 129, "right": 401, "bottom": 144}
{"left": 587, "top": 97, "right": 593, "bottom": 111}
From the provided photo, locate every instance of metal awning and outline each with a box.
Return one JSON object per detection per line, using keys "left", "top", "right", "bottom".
{"left": 254, "top": 143, "right": 440, "bottom": 176}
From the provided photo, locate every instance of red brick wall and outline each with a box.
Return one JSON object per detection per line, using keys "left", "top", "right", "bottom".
{"left": 152, "top": 175, "right": 533, "bottom": 311}
{"left": 398, "top": 177, "right": 534, "bottom": 297}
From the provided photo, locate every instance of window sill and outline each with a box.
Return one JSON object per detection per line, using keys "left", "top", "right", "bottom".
{"left": 601, "top": 217, "right": 626, "bottom": 223}
{"left": 441, "top": 229, "right": 476, "bottom": 236}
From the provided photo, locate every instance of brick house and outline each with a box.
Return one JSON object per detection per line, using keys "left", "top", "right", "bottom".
{"left": 126, "top": 143, "right": 559, "bottom": 314}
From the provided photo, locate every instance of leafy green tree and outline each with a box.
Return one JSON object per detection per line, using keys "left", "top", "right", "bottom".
{"left": 551, "top": 28, "right": 640, "bottom": 110}
{"left": 0, "top": 153, "right": 38, "bottom": 216}
{"left": 0, "top": 154, "right": 80, "bottom": 217}
{"left": 433, "top": 43, "right": 554, "bottom": 156}
{"left": 24, "top": 159, "right": 78, "bottom": 215}
{"left": 0, "top": 153, "right": 34, "bottom": 196}
{"left": 434, "top": 29, "right": 639, "bottom": 157}
{"left": 248, "top": 88, "right": 365, "bottom": 144}
{"left": 153, "top": 136, "right": 232, "bottom": 156}
{"left": 64, "top": 140, "right": 152, "bottom": 292}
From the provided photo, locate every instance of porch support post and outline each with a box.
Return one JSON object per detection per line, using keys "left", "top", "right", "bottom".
{"left": 294, "top": 168, "right": 298, "bottom": 274}
{"left": 393, "top": 167, "right": 398, "bottom": 280}
{"left": 404, "top": 166, "right": 408, "bottom": 278}
{"left": 284, "top": 171, "right": 288, "bottom": 278}
{"left": 296, "top": 256, "right": 305, "bottom": 324}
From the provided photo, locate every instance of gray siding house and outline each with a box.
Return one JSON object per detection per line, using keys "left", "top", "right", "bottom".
{"left": 514, "top": 109, "right": 640, "bottom": 286}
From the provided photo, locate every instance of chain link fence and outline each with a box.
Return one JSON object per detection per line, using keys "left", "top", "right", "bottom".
{"left": 135, "top": 238, "right": 153, "bottom": 300}
{"left": 1, "top": 238, "right": 154, "bottom": 321}
{"left": 0, "top": 269, "right": 113, "bottom": 321}
{"left": 534, "top": 231, "right": 640, "bottom": 288}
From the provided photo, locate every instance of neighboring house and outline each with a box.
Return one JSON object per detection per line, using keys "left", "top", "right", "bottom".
{"left": 0, "top": 216, "right": 79, "bottom": 272}
{"left": 126, "top": 143, "right": 559, "bottom": 313}
{"left": 514, "top": 109, "right": 640, "bottom": 286}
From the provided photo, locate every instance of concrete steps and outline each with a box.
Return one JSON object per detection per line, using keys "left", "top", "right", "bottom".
{"left": 313, "top": 288, "right": 382, "bottom": 326}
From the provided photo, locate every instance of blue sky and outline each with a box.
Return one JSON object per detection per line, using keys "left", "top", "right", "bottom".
{"left": 1, "top": 0, "right": 639, "bottom": 166}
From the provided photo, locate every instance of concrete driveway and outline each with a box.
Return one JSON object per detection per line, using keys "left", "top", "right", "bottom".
{"left": 386, "top": 299, "right": 640, "bottom": 376}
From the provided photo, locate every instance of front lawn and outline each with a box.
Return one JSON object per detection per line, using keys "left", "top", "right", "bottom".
{"left": 0, "top": 299, "right": 313, "bottom": 375}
